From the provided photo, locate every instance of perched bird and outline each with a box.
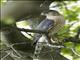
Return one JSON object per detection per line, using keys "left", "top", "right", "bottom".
{"left": 32, "top": 10, "right": 65, "bottom": 45}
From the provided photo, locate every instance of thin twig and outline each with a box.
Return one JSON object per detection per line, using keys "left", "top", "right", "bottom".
{"left": 71, "top": 48, "right": 80, "bottom": 57}
{"left": 1, "top": 52, "right": 11, "bottom": 60}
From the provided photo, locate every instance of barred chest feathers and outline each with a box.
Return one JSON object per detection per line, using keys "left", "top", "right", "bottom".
{"left": 48, "top": 15, "right": 65, "bottom": 36}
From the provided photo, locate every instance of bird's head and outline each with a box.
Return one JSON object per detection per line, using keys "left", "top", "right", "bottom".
{"left": 41, "top": 10, "right": 61, "bottom": 20}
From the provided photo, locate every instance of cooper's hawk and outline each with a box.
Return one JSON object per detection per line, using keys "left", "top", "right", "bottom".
{"left": 32, "top": 10, "right": 65, "bottom": 45}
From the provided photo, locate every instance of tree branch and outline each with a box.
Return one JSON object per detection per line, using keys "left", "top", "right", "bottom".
{"left": 18, "top": 28, "right": 48, "bottom": 34}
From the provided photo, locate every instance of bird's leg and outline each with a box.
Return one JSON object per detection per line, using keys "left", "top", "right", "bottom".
{"left": 33, "top": 35, "right": 47, "bottom": 60}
